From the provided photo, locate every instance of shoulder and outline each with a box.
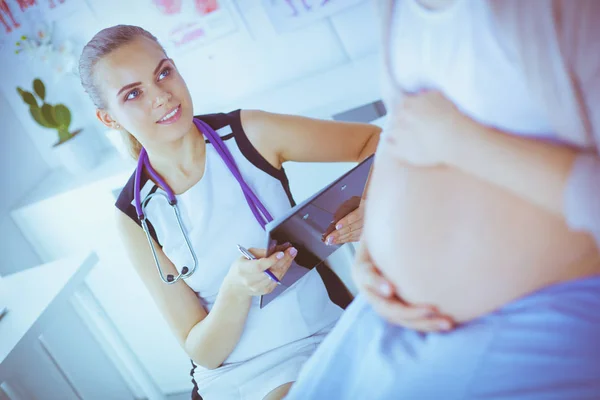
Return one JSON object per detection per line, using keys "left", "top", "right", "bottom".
{"left": 114, "top": 167, "right": 163, "bottom": 245}
{"left": 238, "top": 109, "right": 282, "bottom": 167}
{"left": 194, "top": 109, "right": 242, "bottom": 132}
{"left": 238, "top": 109, "right": 271, "bottom": 140}
{"left": 238, "top": 109, "right": 301, "bottom": 143}
{"left": 194, "top": 108, "right": 276, "bottom": 140}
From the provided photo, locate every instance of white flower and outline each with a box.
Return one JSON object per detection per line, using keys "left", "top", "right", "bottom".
{"left": 36, "top": 44, "right": 53, "bottom": 63}
{"left": 34, "top": 23, "right": 53, "bottom": 46}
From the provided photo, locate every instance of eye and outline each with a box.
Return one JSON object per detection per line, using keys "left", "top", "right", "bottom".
{"left": 158, "top": 67, "right": 171, "bottom": 80}
{"left": 125, "top": 89, "right": 141, "bottom": 101}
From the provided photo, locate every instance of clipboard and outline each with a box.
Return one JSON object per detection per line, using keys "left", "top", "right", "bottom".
{"left": 260, "top": 154, "right": 375, "bottom": 308}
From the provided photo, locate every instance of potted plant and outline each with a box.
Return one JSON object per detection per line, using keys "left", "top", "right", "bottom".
{"left": 16, "top": 78, "right": 98, "bottom": 175}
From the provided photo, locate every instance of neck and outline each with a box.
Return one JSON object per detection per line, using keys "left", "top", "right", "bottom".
{"left": 144, "top": 122, "right": 205, "bottom": 184}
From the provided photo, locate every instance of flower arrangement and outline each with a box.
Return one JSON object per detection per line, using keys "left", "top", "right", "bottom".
{"left": 14, "top": 22, "right": 77, "bottom": 78}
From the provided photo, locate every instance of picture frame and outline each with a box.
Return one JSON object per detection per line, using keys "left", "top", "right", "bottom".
{"left": 261, "top": 0, "right": 366, "bottom": 33}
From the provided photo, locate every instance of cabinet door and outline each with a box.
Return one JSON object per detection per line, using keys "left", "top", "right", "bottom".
{"left": 11, "top": 180, "right": 193, "bottom": 394}
{"left": 0, "top": 301, "right": 133, "bottom": 400}
{"left": 39, "top": 300, "right": 136, "bottom": 399}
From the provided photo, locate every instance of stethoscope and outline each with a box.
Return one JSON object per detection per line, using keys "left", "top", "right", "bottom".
{"left": 133, "top": 118, "right": 274, "bottom": 284}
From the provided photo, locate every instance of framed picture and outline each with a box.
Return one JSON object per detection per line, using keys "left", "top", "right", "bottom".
{"left": 0, "top": 0, "right": 90, "bottom": 55}
{"left": 0, "top": 0, "right": 87, "bottom": 36}
{"left": 261, "top": 0, "right": 366, "bottom": 33}
{"left": 136, "top": 0, "right": 239, "bottom": 55}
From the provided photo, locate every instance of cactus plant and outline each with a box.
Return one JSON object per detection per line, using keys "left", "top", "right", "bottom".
{"left": 16, "top": 78, "right": 80, "bottom": 146}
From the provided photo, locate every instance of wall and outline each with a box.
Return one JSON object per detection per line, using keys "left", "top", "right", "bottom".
{"left": 1, "top": 0, "right": 382, "bottom": 275}
{"left": 0, "top": 90, "right": 49, "bottom": 275}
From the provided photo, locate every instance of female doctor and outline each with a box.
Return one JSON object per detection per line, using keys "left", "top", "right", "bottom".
{"left": 78, "top": 25, "right": 380, "bottom": 400}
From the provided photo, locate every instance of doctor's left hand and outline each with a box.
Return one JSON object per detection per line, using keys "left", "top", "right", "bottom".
{"left": 324, "top": 199, "right": 365, "bottom": 245}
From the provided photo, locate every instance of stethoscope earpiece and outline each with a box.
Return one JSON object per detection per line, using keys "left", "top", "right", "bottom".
{"left": 166, "top": 267, "right": 188, "bottom": 284}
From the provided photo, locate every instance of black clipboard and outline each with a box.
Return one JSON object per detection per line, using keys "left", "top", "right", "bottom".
{"left": 260, "top": 155, "right": 375, "bottom": 308}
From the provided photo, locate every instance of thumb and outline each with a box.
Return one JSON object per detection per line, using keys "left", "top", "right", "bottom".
{"left": 257, "top": 250, "right": 286, "bottom": 272}
{"left": 247, "top": 248, "right": 267, "bottom": 259}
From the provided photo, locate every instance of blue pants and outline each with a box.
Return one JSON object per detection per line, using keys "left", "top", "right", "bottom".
{"left": 287, "top": 276, "right": 600, "bottom": 400}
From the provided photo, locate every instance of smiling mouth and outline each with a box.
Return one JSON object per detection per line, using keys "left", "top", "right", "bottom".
{"left": 157, "top": 105, "right": 181, "bottom": 123}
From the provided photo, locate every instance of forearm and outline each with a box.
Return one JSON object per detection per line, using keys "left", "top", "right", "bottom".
{"left": 358, "top": 127, "right": 381, "bottom": 200}
{"left": 358, "top": 126, "right": 382, "bottom": 162}
{"left": 184, "top": 285, "right": 252, "bottom": 369}
{"left": 448, "top": 119, "right": 579, "bottom": 218}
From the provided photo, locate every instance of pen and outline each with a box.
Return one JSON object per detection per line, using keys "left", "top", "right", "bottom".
{"left": 236, "top": 244, "right": 282, "bottom": 286}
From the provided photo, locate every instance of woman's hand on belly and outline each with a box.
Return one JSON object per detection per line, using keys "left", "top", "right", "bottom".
{"left": 363, "top": 137, "right": 599, "bottom": 323}
{"left": 352, "top": 240, "right": 455, "bottom": 332}
{"left": 382, "top": 90, "right": 467, "bottom": 167}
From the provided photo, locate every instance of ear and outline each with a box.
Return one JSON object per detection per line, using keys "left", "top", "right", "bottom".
{"left": 96, "top": 109, "right": 120, "bottom": 129}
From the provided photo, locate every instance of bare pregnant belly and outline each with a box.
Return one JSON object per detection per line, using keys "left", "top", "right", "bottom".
{"left": 364, "top": 149, "right": 600, "bottom": 322}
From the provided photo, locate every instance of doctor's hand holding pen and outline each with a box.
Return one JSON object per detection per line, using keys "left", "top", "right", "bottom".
{"left": 223, "top": 245, "right": 298, "bottom": 298}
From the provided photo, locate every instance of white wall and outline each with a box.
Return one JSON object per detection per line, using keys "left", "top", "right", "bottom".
{"left": 2, "top": 0, "right": 381, "bottom": 274}
{"left": 0, "top": 90, "right": 49, "bottom": 276}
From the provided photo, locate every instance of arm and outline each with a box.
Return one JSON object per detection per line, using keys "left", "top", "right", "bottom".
{"left": 240, "top": 109, "right": 381, "bottom": 167}
{"left": 450, "top": 116, "right": 599, "bottom": 247}
{"left": 446, "top": 85, "right": 600, "bottom": 245}
{"left": 437, "top": 0, "right": 600, "bottom": 244}
{"left": 386, "top": 90, "right": 600, "bottom": 246}
{"left": 241, "top": 110, "right": 381, "bottom": 245}
{"left": 448, "top": 119, "right": 579, "bottom": 218}
{"left": 116, "top": 210, "right": 251, "bottom": 369}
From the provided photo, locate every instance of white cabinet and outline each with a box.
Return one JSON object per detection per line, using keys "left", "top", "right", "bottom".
{"left": 11, "top": 157, "right": 194, "bottom": 394}
{"left": 0, "top": 254, "right": 146, "bottom": 400}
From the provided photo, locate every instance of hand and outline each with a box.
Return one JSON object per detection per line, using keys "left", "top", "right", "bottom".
{"left": 324, "top": 199, "right": 365, "bottom": 245}
{"left": 381, "top": 90, "right": 467, "bottom": 167}
{"left": 351, "top": 241, "right": 455, "bottom": 332}
{"left": 223, "top": 246, "right": 297, "bottom": 298}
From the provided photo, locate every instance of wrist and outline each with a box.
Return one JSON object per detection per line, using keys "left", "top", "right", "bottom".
{"left": 220, "top": 277, "right": 253, "bottom": 304}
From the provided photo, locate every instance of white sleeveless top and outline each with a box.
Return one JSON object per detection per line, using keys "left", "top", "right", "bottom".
{"left": 134, "top": 113, "right": 342, "bottom": 365}
{"left": 388, "top": 0, "right": 554, "bottom": 137}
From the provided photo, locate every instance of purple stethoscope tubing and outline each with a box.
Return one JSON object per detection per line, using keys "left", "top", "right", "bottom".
{"left": 133, "top": 118, "right": 274, "bottom": 284}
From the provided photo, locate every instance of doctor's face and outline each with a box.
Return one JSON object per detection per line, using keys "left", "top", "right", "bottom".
{"left": 94, "top": 36, "right": 195, "bottom": 149}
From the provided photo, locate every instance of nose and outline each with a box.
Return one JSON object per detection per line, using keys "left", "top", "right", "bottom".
{"left": 153, "top": 89, "right": 172, "bottom": 109}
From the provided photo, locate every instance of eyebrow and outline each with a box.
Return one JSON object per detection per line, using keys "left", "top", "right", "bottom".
{"left": 116, "top": 58, "right": 171, "bottom": 97}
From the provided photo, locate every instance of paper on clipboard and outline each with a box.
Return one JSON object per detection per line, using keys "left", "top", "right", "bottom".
{"left": 260, "top": 155, "right": 375, "bottom": 308}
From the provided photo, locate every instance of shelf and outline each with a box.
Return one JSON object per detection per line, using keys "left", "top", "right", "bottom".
{"left": 13, "top": 150, "right": 135, "bottom": 210}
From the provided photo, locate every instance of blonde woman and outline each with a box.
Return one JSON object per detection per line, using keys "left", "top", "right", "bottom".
{"left": 79, "top": 25, "right": 380, "bottom": 400}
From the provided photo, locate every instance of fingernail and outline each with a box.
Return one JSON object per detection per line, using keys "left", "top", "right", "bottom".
{"left": 326, "top": 236, "right": 334, "bottom": 245}
{"left": 379, "top": 283, "right": 392, "bottom": 296}
{"left": 439, "top": 321, "right": 452, "bottom": 330}
{"left": 289, "top": 247, "right": 298, "bottom": 257}
{"left": 276, "top": 252, "right": 284, "bottom": 259}
{"left": 336, "top": 223, "right": 343, "bottom": 230}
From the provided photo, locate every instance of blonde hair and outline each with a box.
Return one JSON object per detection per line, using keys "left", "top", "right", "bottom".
{"left": 79, "top": 25, "right": 166, "bottom": 158}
